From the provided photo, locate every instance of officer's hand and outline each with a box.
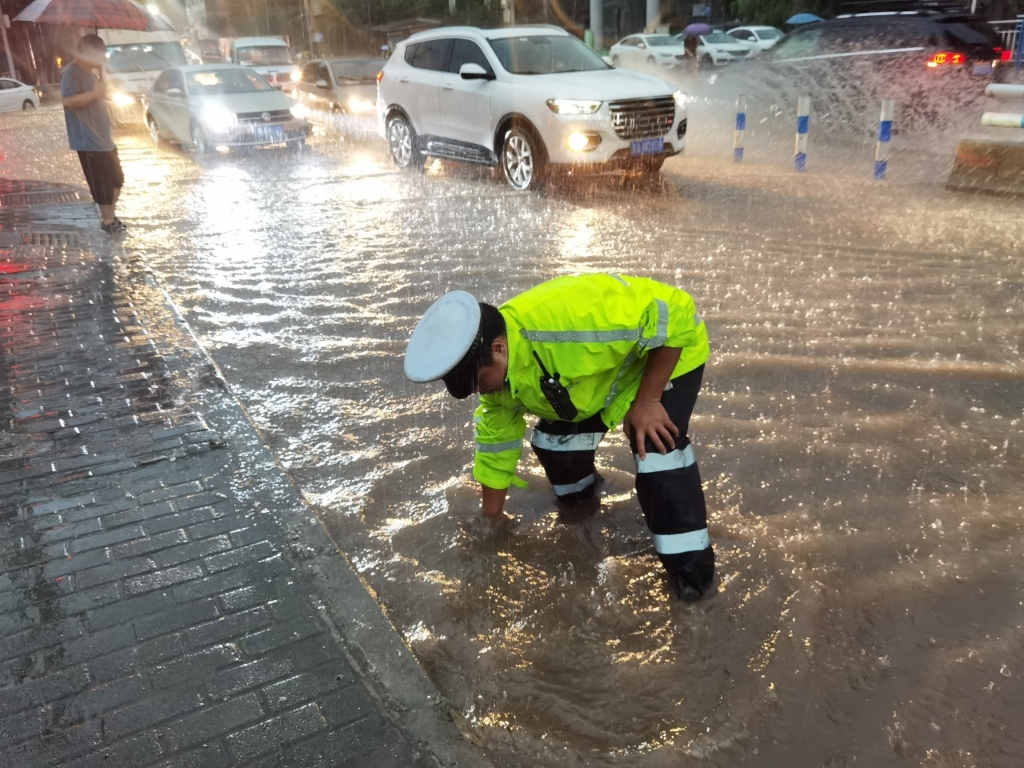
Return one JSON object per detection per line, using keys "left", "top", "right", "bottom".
{"left": 624, "top": 398, "right": 679, "bottom": 460}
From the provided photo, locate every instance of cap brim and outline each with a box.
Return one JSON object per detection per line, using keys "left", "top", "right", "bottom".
{"left": 404, "top": 291, "right": 481, "bottom": 383}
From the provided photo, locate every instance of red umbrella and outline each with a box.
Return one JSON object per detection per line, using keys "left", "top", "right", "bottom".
{"left": 15, "top": 0, "right": 151, "bottom": 30}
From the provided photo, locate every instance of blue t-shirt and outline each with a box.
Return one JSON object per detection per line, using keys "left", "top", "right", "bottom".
{"left": 61, "top": 63, "right": 115, "bottom": 152}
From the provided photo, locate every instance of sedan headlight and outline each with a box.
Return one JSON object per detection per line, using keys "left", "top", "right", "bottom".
{"left": 111, "top": 91, "right": 136, "bottom": 107}
{"left": 546, "top": 99, "right": 602, "bottom": 115}
{"left": 347, "top": 96, "right": 375, "bottom": 114}
{"left": 290, "top": 67, "right": 301, "bottom": 82}
{"left": 201, "top": 106, "right": 237, "bottom": 132}
{"left": 290, "top": 102, "right": 310, "bottom": 120}
{"left": 672, "top": 90, "right": 687, "bottom": 109}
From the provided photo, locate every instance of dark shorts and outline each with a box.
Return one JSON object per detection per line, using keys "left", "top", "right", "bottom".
{"left": 77, "top": 149, "right": 124, "bottom": 206}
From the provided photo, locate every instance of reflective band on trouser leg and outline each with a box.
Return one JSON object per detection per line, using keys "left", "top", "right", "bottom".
{"left": 530, "top": 430, "right": 603, "bottom": 452}
{"left": 553, "top": 473, "right": 595, "bottom": 496}
{"left": 633, "top": 443, "right": 695, "bottom": 473}
{"left": 653, "top": 527, "right": 709, "bottom": 554}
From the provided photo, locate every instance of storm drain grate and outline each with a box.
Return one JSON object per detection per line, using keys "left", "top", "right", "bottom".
{"left": 0, "top": 191, "right": 82, "bottom": 207}
{"left": 19, "top": 232, "right": 89, "bottom": 247}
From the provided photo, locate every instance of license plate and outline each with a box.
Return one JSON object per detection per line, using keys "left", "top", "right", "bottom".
{"left": 254, "top": 125, "right": 284, "bottom": 143}
{"left": 631, "top": 137, "right": 664, "bottom": 156}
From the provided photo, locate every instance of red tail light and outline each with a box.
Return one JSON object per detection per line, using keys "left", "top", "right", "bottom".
{"left": 999, "top": 49, "right": 1012, "bottom": 62}
{"left": 926, "top": 52, "right": 965, "bottom": 68}
{"left": 376, "top": 71, "right": 384, "bottom": 83}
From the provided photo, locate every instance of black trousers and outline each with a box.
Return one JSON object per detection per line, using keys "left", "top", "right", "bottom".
{"left": 77, "top": 149, "right": 124, "bottom": 206}
{"left": 530, "top": 365, "right": 714, "bottom": 596}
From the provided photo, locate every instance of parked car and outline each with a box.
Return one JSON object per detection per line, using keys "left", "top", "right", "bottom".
{"left": 761, "top": 12, "right": 1010, "bottom": 74}
{"left": 143, "top": 65, "right": 309, "bottom": 154}
{"left": 678, "top": 31, "right": 752, "bottom": 66}
{"left": 376, "top": 25, "right": 688, "bottom": 191}
{"left": 726, "top": 26, "right": 783, "bottom": 54}
{"left": 0, "top": 78, "right": 40, "bottom": 111}
{"left": 293, "top": 57, "right": 379, "bottom": 119}
{"left": 609, "top": 33, "right": 690, "bottom": 69}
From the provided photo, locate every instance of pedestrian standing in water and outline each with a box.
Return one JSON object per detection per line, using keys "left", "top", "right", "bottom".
{"left": 61, "top": 35, "right": 126, "bottom": 235}
{"left": 403, "top": 274, "right": 714, "bottom": 601}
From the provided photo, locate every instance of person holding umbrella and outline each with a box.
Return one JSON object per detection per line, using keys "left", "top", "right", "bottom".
{"left": 61, "top": 34, "right": 125, "bottom": 234}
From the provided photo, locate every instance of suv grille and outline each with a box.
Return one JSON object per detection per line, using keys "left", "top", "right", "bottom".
{"left": 608, "top": 97, "right": 675, "bottom": 140}
{"left": 236, "top": 109, "right": 292, "bottom": 124}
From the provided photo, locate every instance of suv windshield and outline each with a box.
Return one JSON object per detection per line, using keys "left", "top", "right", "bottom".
{"left": 187, "top": 69, "right": 273, "bottom": 95}
{"left": 646, "top": 35, "right": 679, "bottom": 46}
{"left": 106, "top": 43, "right": 186, "bottom": 73}
{"left": 487, "top": 35, "right": 609, "bottom": 75}
{"left": 236, "top": 46, "right": 294, "bottom": 66}
{"left": 331, "top": 59, "right": 381, "bottom": 83}
{"left": 758, "top": 29, "right": 782, "bottom": 40}
{"left": 702, "top": 33, "right": 738, "bottom": 44}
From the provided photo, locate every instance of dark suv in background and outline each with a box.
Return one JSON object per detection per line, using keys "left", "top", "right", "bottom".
{"left": 763, "top": 12, "right": 1009, "bottom": 76}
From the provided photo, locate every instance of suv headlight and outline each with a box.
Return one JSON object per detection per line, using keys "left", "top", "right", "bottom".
{"left": 672, "top": 90, "right": 687, "bottom": 109}
{"left": 290, "top": 103, "right": 310, "bottom": 119}
{"left": 202, "top": 106, "right": 237, "bottom": 132}
{"left": 111, "top": 91, "right": 136, "bottom": 107}
{"left": 547, "top": 99, "right": 602, "bottom": 115}
{"left": 290, "top": 67, "right": 301, "bottom": 82}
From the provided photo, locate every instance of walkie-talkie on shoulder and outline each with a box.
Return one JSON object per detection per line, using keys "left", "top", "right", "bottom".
{"left": 533, "top": 351, "right": 578, "bottom": 421}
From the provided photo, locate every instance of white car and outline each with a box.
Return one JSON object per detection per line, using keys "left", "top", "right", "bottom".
{"left": 376, "top": 25, "right": 688, "bottom": 191}
{"left": 0, "top": 78, "right": 40, "bottom": 112}
{"left": 144, "top": 65, "right": 309, "bottom": 154}
{"left": 679, "top": 32, "right": 752, "bottom": 66}
{"left": 726, "top": 26, "right": 783, "bottom": 54}
{"left": 609, "top": 33, "right": 690, "bottom": 69}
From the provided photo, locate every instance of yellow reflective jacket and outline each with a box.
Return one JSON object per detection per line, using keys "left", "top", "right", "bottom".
{"left": 473, "top": 274, "right": 709, "bottom": 489}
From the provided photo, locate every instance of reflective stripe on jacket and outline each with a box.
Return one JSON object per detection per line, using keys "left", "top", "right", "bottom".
{"left": 473, "top": 274, "right": 709, "bottom": 489}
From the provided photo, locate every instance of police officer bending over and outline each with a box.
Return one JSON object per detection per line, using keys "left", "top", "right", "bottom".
{"left": 404, "top": 274, "right": 713, "bottom": 601}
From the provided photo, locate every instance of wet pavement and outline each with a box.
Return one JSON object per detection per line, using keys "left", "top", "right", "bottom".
{"left": 0, "top": 175, "right": 485, "bottom": 766}
{"left": 3, "top": 99, "right": 1024, "bottom": 767}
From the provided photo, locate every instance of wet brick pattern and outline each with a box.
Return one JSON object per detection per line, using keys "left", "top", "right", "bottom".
{"left": 0, "top": 198, "right": 423, "bottom": 765}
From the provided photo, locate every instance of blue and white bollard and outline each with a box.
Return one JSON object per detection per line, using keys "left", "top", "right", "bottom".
{"left": 734, "top": 96, "right": 746, "bottom": 163}
{"left": 874, "top": 99, "right": 895, "bottom": 180}
{"left": 795, "top": 96, "right": 810, "bottom": 172}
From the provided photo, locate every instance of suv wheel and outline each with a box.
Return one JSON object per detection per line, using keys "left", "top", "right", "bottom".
{"left": 502, "top": 126, "right": 543, "bottom": 191}
{"left": 386, "top": 114, "right": 418, "bottom": 169}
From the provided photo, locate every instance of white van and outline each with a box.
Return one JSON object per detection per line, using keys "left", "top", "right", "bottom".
{"left": 103, "top": 29, "right": 186, "bottom": 125}
{"left": 222, "top": 37, "right": 299, "bottom": 90}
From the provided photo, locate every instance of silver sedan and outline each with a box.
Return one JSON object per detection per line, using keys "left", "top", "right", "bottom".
{"left": 292, "top": 57, "right": 379, "bottom": 122}
{"left": 144, "top": 64, "right": 310, "bottom": 154}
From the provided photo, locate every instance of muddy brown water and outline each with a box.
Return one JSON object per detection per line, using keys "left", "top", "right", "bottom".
{"left": 6, "top": 105, "right": 1024, "bottom": 766}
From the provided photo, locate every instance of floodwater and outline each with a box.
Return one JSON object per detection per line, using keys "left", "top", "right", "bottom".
{"left": 4, "top": 84, "right": 1023, "bottom": 766}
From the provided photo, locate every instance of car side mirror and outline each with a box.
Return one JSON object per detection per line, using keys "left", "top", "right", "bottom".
{"left": 637, "top": 42, "right": 646, "bottom": 49}
{"left": 459, "top": 62, "right": 492, "bottom": 80}
{"left": 166, "top": 87, "right": 182, "bottom": 97}
{"left": 315, "top": 79, "right": 329, "bottom": 88}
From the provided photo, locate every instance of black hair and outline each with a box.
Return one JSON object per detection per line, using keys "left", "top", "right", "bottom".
{"left": 477, "top": 303, "right": 505, "bottom": 367}
{"left": 79, "top": 34, "right": 106, "bottom": 53}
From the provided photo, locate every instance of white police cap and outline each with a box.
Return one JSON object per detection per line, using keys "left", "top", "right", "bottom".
{"left": 404, "top": 291, "right": 481, "bottom": 383}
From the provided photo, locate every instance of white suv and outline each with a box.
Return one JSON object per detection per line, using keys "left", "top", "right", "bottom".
{"left": 376, "top": 25, "right": 688, "bottom": 191}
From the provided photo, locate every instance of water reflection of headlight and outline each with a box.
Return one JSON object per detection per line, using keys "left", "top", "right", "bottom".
{"left": 111, "top": 91, "right": 136, "bottom": 107}
{"left": 290, "top": 102, "right": 310, "bottom": 119}
{"left": 347, "top": 97, "right": 375, "bottom": 114}
{"left": 201, "top": 106, "right": 237, "bottom": 132}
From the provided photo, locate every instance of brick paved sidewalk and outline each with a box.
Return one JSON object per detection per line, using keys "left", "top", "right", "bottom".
{"left": 0, "top": 182, "right": 487, "bottom": 768}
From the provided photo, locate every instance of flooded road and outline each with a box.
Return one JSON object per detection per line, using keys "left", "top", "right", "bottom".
{"left": 5, "top": 100, "right": 1024, "bottom": 766}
